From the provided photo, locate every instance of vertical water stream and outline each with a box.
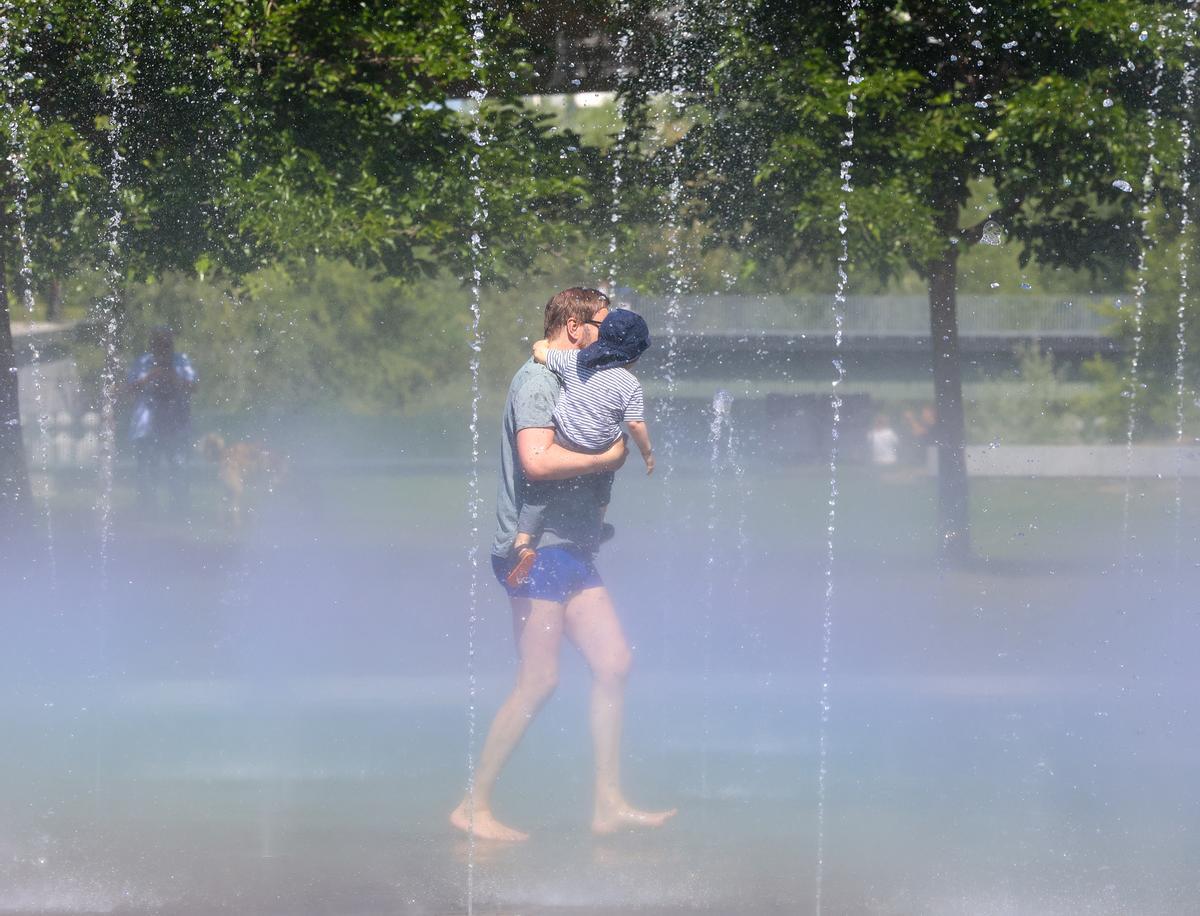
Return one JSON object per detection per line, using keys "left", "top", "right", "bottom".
{"left": 1121, "top": 46, "right": 1165, "bottom": 567}
{"left": 1173, "top": 11, "right": 1196, "bottom": 574}
{"left": 0, "top": 3, "right": 55, "bottom": 582}
{"left": 463, "top": 3, "right": 489, "bottom": 912}
{"left": 98, "top": 0, "right": 133, "bottom": 588}
{"left": 815, "top": 2, "right": 859, "bottom": 911}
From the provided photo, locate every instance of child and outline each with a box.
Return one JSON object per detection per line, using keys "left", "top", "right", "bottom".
{"left": 508, "top": 308, "right": 655, "bottom": 586}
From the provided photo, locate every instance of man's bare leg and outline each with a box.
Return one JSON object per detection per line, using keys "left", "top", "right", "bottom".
{"left": 450, "top": 596, "right": 564, "bottom": 841}
{"left": 564, "top": 586, "right": 677, "bottom": 834}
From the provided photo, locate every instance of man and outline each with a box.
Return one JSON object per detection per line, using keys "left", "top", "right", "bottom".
{"left": 126, "top": 326, "right": 197, "bottom": 513}
{"left": 450, "top": 287, "right": 676, "bottom": 841}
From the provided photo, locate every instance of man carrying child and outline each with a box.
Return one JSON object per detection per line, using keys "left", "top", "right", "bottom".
{"left": 449, "top": 287, "right": 674, "bottom": 841}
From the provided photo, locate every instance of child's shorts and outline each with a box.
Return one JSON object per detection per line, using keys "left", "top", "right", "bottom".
{"left": 492, "top": 545, "right": 603, "bottom": 604}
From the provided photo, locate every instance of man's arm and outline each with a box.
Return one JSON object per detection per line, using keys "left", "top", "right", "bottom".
{"left": 517, "top": 426, "right": 627, "bottom": 482}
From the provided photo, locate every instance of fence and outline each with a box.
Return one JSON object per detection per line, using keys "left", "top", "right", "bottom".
{"left": 634, "top": 294, "right": 1118, "bottom": 336}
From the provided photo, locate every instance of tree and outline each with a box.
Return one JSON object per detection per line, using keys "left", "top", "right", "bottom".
{"left": 627, "top": 0, "right": 1196, "bottom": 562}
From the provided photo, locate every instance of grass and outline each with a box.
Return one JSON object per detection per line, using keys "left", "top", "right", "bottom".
{"left": 35, "top": 461, "right": 1193, "bottom": 573}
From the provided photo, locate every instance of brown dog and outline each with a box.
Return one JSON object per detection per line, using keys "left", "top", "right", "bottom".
{"left": 198, "top": 433, "right": 287, "bottom": 525}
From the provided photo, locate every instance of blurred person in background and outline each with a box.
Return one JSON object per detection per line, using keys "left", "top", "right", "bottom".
{"left": 903, "top": 404, "right": 936, "bottom": 467}
{"left": 869, "top": 413, "right": 900, "bottom": 467}
{"left": 126, "top": 326, "right": 197, "bottom": 515}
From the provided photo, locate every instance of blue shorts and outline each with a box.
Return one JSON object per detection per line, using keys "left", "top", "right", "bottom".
{"left": 492, "top": 545, "right": 603, "bottom": 604}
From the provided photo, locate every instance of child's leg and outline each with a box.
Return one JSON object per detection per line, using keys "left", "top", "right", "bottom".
{"left": 593, "top": 470, "right": 615, "bottom": 510}
{"left": 508, "top": 498, "right": 547, "bottom": 587}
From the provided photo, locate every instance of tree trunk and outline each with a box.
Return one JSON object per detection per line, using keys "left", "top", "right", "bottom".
{"left": 0, "top": 238, "right": 33, "bottom": 549}
{"left": 928, "top": 242, "right": 970, "bottom": 564}
{"left": 46, "top": 278, "right": 62, "bottom": 322}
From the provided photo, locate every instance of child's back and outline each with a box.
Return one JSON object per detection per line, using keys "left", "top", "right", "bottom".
{"left": 544, "top": 349, "right": 643, "bottom": 451}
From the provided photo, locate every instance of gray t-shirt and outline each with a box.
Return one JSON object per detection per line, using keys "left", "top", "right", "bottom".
{"left": 491, "top": 359, "right": 606, "bottom": 559}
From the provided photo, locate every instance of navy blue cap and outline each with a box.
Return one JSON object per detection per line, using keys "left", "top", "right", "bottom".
{"left": 579, "top": 308, "right": 651, "bottom": 369}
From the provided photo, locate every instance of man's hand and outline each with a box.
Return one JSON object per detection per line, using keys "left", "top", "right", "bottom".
{"left": 531, "top": 339, "right": 550, "bottom": 364}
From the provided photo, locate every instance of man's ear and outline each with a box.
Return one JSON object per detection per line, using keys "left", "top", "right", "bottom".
{"left": 563, "top": 317, "right": 582, "bottom": 345}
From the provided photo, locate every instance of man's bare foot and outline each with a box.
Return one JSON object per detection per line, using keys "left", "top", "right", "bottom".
{"left": 449, "top": 800, "right": 529, "bottom": 842}
{"left": 592, "top": 802, "right": 678, "bottom": 835}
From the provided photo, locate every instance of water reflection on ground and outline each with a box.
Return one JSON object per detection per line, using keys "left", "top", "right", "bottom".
{"left": 2, "top": 463, "right": 1197, "bottom": 914}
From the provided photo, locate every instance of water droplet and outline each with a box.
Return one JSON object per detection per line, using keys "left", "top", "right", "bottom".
{"left": 1103, "top": 98, "right": 1114, "bottom": 108}
{"left": 1021, "top": 282, "right": 1032, "bottom": 290}
{"left": 980, "top": 220, "right": 1003, "bottom": 245}
{"left": 974, "top": 100, "right": 988, "bottom": 109}
{"left": 990, "top": 281, "right": 1000, "bottom": 289}
{"left": 1130, "top": 22, "right": 1139, "bottom": 30}
{"left": 1139, "top": 31, "right": 1148, "bottom": 42}
{"left": 1002, "top": 40, "right": 1018, "bottom": 50}
{"left": 1112, "top": 179, "right": 1133, "bottom": 192}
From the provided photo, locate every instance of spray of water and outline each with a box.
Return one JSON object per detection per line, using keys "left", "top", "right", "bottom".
{"left": 700, "top": 389, "right": 734, "bottom": 797}
{"left": 725, "top": 399, "right": 750, "bottom": 594}
{"left": 1174, "top": 9, "right": 1196, "bottom": 574}
{"left": 97, "top": 0, "right": 134, "bottom": 587}
{"left": 659, "top": 3, "right": 690, "bottom": 484}
{"left": 0, "top": 2, "right": 56, "bottom": 582}
{"left": 607, "top": 6, "right": 631, "bottom": 285}
{"left": 1120, "top": 46, "right": 1165, "bottom": 567}
{"left": 651, "top": 0, "right": 694, "bottom": 682}
{"left": 463, "top": 4, "right": 489, "bottom": 911}
{"left": 815, "top": 3, "right": 859, "bottom": 912}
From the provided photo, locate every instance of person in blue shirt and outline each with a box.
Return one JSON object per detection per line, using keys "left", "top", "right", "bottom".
{"left": 126, "top": 326, "right": 197, "bottom": 513}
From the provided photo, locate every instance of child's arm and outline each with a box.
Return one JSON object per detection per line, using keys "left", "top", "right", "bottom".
{"left": 626, "top": 420, "right": 654, "bottom": 475}
{"left": 533, "top": 343, "right": 577, "bottom": 380}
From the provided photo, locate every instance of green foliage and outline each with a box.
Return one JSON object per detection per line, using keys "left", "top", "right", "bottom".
{"left": 121, "top": 259, "right": 467, "bottom": 414}
{"left": 209, "top": 0, "right": 599, "bottom": 281}
{"left": 1076, "top": 215, "right": 1200, "bottom": 441}
{"left": 0, "top": 0, "right": 605, "bottom": 296}
{"left": 626, "top": 0, "right": 1195, "bottom": 280}
{"left": 966, "top": 344, "right": 1096, "bottom": 444}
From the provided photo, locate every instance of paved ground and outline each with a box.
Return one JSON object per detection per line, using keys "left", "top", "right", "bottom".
{"left": 1, "top": 464, "right": 1197, "bottom": 914}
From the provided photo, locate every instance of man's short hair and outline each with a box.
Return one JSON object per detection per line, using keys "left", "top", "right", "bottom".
{"left": 543, "top": 287, "right": 609, "bottom": 339}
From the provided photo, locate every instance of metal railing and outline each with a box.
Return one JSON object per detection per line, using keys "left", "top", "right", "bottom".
{"left": 634, "top": 294, "right": 1119, "bottom": 336}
